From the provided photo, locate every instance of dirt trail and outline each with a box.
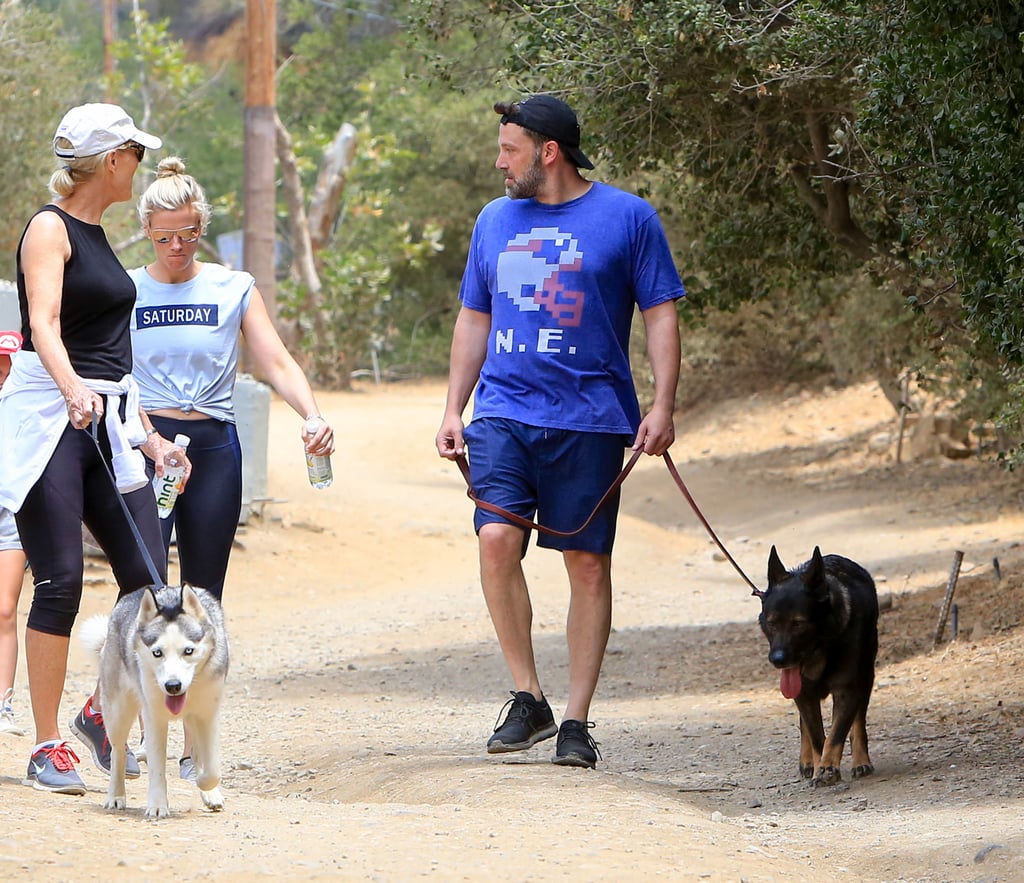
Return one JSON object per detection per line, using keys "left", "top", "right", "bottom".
{"left": 1, "top": 379, "right": 1023, "bottom": 882}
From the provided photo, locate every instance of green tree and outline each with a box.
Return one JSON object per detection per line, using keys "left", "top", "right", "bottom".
{"left": 850, "top": 2, "right": 1024, "bottom": 446}
{"left": 103, "top": 7, "right": 239, "bottom": 267}
{"left": 0, "top": 1, "right": 240, "bottom": 269}
{"left": 0, "top": 0, "right": 92, "bottom": 262}
{"left": 411, "top": 0, "right": 1024, "bottom": 444}
{"left": 274, "top": 1, "right": 498, "bottom": 383}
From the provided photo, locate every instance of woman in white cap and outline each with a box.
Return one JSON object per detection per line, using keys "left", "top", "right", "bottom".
{"left": 0, "top": 104, "right": 176, "bottom": 796}
{"left": 0, "top": 331, "right": 28, "bottom": 738}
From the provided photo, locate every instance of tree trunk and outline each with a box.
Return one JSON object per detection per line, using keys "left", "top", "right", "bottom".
{"left": 790, "top": 111, "right": 876, "bottom": 263}
{"left": 273, "top": 116, "right": 358, "bottom": 389}
{"left": 308, "top": 123, "right": 357, "bottom": 254}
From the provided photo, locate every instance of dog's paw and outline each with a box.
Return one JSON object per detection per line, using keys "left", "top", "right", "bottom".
{"left": 144, "top": 804, "right": 171, "bottom": 819}
{"left": 811, "top": 766, "right": 842, "bottom": 787}
{"left": 200, "top": 786, "right": 225, "bottom": 812}
{"left": 103, "top": 795, "right": 127, "bottom": 811}
{"left": 852, "top": 762, "right": 875, "bottom": 779}
{"left": 799, "top": 763, "right": 815, "bottom": 779}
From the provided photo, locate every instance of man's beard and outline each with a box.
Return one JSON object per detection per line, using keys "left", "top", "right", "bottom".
{"left": 504, "top": 149, "right": 544, "bottom": 199}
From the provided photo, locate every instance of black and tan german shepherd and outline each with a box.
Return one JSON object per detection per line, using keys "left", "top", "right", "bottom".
{"left": 757, "top": 546, "right": 879, "bottom": 786}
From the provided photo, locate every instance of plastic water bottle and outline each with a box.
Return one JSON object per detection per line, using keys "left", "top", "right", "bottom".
{"left": 304, "top": 417, "right": 333, "bottom": 489}
{"left": 153, "top": 433, "right": 191, "bottom": 519}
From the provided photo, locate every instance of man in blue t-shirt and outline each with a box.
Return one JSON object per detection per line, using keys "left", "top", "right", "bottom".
{"left": 436, "top": 94, "right": 685, "bottom": 769}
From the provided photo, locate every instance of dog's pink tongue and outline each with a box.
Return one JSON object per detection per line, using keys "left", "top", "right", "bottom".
{"left": 165, "top": 693, "right": 187, "bottom": 716}
{"left": 780, "top": 667, "right": 802, "bottom": 699}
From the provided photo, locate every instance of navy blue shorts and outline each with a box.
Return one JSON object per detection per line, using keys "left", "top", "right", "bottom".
{"left": 463, "top": 417, "right": 629, "bottom": 555}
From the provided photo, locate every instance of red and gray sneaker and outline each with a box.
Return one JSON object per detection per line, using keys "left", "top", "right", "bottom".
{"left": 24, "top": 741, "right": 87, "bottom": 795}
{"left": 69, "top": 697, "right": 141, "bottom": 779}
{"left": 486, "top": 690, "right": 558, "bottom": 753}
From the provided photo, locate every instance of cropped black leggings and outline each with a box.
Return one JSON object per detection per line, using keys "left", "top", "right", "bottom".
{"left": 16, "top": 423, "right": 166, "bottom": 637}
{"left": 147, "top": 415, "right": 242, "bottom": 601}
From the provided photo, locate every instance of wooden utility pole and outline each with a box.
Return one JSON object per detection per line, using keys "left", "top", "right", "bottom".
{"left": 244, "top": 0, "right": 278, "bottom": 345}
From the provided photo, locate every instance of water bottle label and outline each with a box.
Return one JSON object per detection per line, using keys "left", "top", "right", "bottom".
{"left": 305, "top": 454, "right": 332, "bottom": 488}
{"left": 306, "top": 455, "right": 331, "bottom": 478}
{"left": 153, "top": 466, "right": 184, "bottom": 516}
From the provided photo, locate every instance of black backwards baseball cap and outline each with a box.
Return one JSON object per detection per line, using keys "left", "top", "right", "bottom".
{"left": 496, "top": 95, "right": 595, "bottom": 170}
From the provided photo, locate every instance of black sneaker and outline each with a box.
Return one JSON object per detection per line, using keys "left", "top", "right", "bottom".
{"left": 486, "top": 691, "right": 558, "bottom": 754}
{"left": 552, "top": 719, "right": 601, "bottom": 769}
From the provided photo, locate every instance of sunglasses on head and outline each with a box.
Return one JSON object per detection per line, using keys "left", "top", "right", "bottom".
{"left": 119, "top": 141, "right": 146, "bottom": 162}
{"left": 150, "top": 226, "right": 201, "bottom": 244}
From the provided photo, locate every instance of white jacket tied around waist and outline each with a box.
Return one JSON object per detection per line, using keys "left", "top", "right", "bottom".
{"left": 0, "top": 350, "right": 149, "bottom": 512}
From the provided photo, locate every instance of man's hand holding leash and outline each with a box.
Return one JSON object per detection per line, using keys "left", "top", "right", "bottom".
{"left": 633, "top": 404, "right": 675, "bottom": 457}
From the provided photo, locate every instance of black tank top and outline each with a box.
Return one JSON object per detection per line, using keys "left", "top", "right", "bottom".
{"left": 16, "top": 204, "right": 134, "bottom": 381}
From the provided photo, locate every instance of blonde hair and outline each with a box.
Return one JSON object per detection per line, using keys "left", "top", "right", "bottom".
{"left": 137, "top": 156, "right": 212, "bottom": 231}
{"left": 47, "top": 137, "right": 113, "bottom": 198}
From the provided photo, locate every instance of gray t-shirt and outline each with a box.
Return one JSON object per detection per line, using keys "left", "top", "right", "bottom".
{"left": 129, "top": 263, "right": 254, "bottom": 422}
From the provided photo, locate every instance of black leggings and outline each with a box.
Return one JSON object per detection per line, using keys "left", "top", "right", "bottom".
{"left": 147, "top": 416, "right": 242, "bottom": 601}
{"left": 16, "top": 423, "right": 166, "bottom": 637}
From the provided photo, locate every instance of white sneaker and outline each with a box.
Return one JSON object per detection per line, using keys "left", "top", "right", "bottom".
{"left": 0, "top": 688, "right": 25, "bottom": 737}
{"left": 135, "top": 738, "right": 147, "bottom": 763}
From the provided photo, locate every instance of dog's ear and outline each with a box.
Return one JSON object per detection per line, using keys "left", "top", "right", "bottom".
{"left": 181, "top": 584, "right": 209, "bottom": 621}
{"left": 767, "top": 545, "right": 787, "bottom": 586}
{"left": 803, "top": 547, "right": 827, "bottom": 596}
{"left": 139, "top": 585, "right": 159, "bottom": 620}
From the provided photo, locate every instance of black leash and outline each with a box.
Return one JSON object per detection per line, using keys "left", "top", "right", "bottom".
{"left": 454, "top": 447, "right": 762, "bottom": 597}
{"left": 88, "top": 411, "right": 166, "bottom": 589}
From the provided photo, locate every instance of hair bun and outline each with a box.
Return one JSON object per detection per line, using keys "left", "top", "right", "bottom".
{"left": 156, "top": 156, "right": 187, "bottom": 178}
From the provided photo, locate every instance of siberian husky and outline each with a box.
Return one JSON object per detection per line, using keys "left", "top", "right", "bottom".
{"left": 80, "top": 584, "right": 230, "bottom": 818}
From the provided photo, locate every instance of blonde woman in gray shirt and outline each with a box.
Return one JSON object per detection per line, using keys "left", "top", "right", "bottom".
{"left": 130, "top": 156, "right": 335, "bottom": 603}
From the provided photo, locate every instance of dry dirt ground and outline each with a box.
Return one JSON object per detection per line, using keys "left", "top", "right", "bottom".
{"left": 1, "top": 379, "right": 1023, "bottom": 882}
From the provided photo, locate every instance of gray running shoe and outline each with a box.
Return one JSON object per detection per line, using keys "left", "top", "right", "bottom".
{"left": 552, "top": 719, "right": 601, "bottom": 769}
{"left": 179, "top": 756, "right": 197, "bottom": 783}
{"left": 486, "top": 690, "right": 557, "bottom": 753}
{"left": 24, "top": 742, "right": 87, "bottom": 795}
{"left": 0, "top": 688, "right": 25, "bottom": 736}
{"left": 69, "top": 699, "right": 141, "bottom": 779}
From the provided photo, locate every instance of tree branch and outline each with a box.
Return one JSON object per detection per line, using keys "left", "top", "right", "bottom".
{"left": 274, "top": 113, "right": 321, "bottom": 296}
{"left": 803, "top": 111, "right": 875, "bottom": 261}
{"left": 308, "top": 122, "right": 357, "bottom": 252}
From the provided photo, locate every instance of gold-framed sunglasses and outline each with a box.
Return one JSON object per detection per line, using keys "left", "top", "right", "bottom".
{"left": 119, "top": 141, "right": 146, "bottom": 162}
{"left": 150, "top": 226, "right": 201, "bottom": 244}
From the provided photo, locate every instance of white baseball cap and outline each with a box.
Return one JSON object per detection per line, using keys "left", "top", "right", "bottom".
{"left": 53, "top": 103, "right": 162, "bottom": 160}
{"left": 0, "top": 331, "right": 22, "bottom": 355}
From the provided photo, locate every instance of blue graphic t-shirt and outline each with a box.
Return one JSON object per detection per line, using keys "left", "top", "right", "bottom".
{"left": 129, "top": 263, "right": 254, "bottom": 422}
{"left": 459, "top": 182, "right": 685, "bottom": 434}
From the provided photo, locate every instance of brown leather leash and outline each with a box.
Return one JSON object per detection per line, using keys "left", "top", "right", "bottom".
{"left": 454, "top": 448, "right": 762, "bottom": 596}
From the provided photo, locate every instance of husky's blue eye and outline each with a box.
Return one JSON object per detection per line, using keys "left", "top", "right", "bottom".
{"left": 184, "top": 647, "right": 194, "bottom": 656}
{"left": 153, "top": 649, "right": 163, "bottom": 658}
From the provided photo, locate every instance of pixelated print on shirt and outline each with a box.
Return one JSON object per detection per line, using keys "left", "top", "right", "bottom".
{"left": 497, "top": 227, "right": 584, "bottom": 327}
